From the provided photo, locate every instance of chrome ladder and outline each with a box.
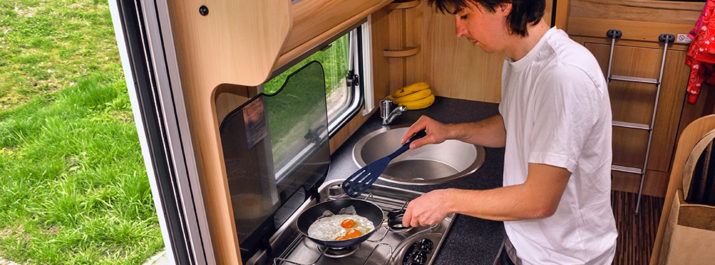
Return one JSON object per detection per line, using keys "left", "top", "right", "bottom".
{"left": 605, "top": 29, "right": 675, "bottom": 215}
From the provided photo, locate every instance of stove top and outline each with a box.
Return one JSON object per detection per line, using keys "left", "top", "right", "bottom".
{"left": 247, "top": 179, "right": 455, "bottom": 265}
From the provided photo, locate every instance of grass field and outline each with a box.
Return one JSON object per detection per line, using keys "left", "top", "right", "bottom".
{"left": 0, "top": 0, "right": 163, "bottom": 264}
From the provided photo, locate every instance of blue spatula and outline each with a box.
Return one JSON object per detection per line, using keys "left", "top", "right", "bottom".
{"left": 343, "top": 129, "right": 427, "bottom": 197}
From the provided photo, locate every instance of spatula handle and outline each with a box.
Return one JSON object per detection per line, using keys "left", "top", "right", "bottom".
{"left": 387, "top": 129, "right": 426, "bottom": 159}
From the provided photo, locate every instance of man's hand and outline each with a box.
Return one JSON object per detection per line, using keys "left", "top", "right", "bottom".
{"left": 402, "top": 189, "right": 453, "bottom": 227}
{"left": 401, "top": 164, "right": 570, "bottom": 224}
{"left": 401, "top": 116, "right": 454, "bottom": 149}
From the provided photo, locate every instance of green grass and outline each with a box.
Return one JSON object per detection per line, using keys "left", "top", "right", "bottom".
{"left": 264, "top": 34, "right": 349, "bottom": 95}
{"left": 0, "top": 0, "right": 119, "bottom": 110}
{"left": 0, "top": 73, "right": 163, "bottom": 264}
{"left": 0, "top": 0, "right": 163, "bottom": 264}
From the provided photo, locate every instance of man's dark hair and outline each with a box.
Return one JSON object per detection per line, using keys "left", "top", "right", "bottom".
{"left": 428, "top": 0, "right": 545, "bottom": 37}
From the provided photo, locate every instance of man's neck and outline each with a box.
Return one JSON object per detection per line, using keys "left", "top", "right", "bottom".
{"left": 504, "top": 20, "right": 550, "bottom": 61}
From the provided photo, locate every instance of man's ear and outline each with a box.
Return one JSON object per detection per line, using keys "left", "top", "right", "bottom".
{"left": 497, "top": 3, "right": 512, "bottom": 16}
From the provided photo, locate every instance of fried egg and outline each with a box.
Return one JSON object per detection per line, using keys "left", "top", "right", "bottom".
{"left": 307, "top": 214, "right": 374, "bottom": 241}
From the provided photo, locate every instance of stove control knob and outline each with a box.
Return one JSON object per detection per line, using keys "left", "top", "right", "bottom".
{"left": 419, "top": 238, "right": 433, "bottom": 252}
{"left": 403, "top": 238, "right": 435, "bottom": 265}
{"left": 412, "top": 252, "right": 426, "bottom": 265}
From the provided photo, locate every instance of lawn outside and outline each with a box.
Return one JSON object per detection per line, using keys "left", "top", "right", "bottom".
{"left": 1, "top": 0, "right": 163, "bottom": 264}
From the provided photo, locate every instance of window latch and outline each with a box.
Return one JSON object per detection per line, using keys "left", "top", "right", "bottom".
{"left": 347, "top": 70, "right": 360, "bottom": 87}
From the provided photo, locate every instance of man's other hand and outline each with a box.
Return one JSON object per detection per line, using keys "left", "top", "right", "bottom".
{"left": 401, "top": 115, "right": 453, "bottom": 149}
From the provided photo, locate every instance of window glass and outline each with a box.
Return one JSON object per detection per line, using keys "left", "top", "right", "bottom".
{"left": 264, "top": 34, "right": 350, "bottom": 120}
{"left": 264, "top": 62, "right": 329, "bottom": 179}
{"left": 263, "top": 30, "right": 357, "bottom": 170}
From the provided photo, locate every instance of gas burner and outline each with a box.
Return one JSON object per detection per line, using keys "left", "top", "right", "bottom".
{"left": 322, "top": 245, "right": 359, "bottom": 258}
{"left": 255, "top": 181, "right": 455, "bottom": 265}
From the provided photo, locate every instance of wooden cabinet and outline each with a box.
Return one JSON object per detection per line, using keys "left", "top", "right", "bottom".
{"left": 568, "top": 0, "right": 704, "bottom": 197}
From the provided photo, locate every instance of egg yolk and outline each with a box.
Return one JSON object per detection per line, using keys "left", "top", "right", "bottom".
{"left": 333, "top": 229, "right": 363, "bottom": 241}
{"left": 341, "top": 219, "right": 356, "bottom": 228}
{"left": 344, "top": 229, "right": 362, "bottom": 239}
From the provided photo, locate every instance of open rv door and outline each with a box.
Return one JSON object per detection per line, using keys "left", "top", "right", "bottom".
{"left": 109, "top": 0, "right": 215, "bottom": 264}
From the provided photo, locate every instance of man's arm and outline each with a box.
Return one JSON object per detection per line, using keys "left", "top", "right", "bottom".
{"left": 402, "top": 163, "right": 570, "bottom": 226}
{"left": 402, "top": 114, "right": 507, "bottom": 149}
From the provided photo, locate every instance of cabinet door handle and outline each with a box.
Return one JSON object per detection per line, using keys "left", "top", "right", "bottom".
{"left": 383, "top": 47, "right": 420, "bottom": 58}
{"left": 387, "top": 0, "right": 420, "bottom": 10}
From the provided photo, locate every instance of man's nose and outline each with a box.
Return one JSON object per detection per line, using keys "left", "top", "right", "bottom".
{"left": 455, "top": 17, "right": 468, "bottom": 38}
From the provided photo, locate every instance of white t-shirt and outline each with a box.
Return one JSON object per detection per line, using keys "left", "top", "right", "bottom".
{"left": 498, "top": 27, "right": 618, "bottom": 264}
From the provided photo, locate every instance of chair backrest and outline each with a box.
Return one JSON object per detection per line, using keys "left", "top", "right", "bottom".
{"left": 650, "top": 114, "right": 715, "bottom": 265}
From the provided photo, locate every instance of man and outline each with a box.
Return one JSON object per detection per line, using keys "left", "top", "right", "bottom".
{"left": 399, "top": 0, "right": 618, "bottom": 264}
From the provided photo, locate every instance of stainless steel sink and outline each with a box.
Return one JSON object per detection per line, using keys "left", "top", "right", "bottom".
{"left": 352, "top": 126, "right": 485, "bottom": 185}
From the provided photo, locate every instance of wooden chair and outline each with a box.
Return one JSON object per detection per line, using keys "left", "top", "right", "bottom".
{"left": 650, "top": 114, "right": 715, "bottom": 265}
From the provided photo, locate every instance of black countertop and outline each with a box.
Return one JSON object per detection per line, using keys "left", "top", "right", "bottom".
{"left": 325, "top": 97, "right": 506, "bottom": 265}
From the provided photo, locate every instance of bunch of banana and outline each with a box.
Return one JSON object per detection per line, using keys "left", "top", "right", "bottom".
{"left": 385, "top": 82, "right": 435, "bottom": 110}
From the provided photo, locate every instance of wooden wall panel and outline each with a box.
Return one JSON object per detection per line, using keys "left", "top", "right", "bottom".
{"left": 678, "top": 85, "right": 715, "bottom": 140}
{"left": 543, "top": 0, "right": 570, "bottom": 29}
{"left": 387, "top": 6, "right": 406, "bottom": 93}
{"left": 544, "top": 0, "right": 553, "bottom": 26}
{"left": 166, "top": 1, "right": 292, "bottom": 263}
{"left": 215, "top": 85, "right": 254, "bottom": 123}
{"left": 612, "top": 166, "right": 669, "bottom": 196}
{"left": 329, "top": 108, "right": 375, "bottom": 153}
{"left": 420, "top": 4, "right": 504, "bottom": 103}
{"left": 371, "top": 9, "right": 392, "bottom": 101}
{"left": 276, "top": 0, "right": 393, "bottom": 69}
{"left": 405, "top": 1, "right": 425, "bottom": 89}
{"left": 568, "top": 0, "right": 703, "bottom": 42}
{"left": 570, "top": 0, "right": 702, "bottom": 25}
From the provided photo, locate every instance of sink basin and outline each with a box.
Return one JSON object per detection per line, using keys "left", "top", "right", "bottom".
{"left": 353, "top": 126, "right": 485, "bottom": 185}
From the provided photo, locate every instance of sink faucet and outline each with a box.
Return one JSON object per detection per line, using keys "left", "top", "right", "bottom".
{"left": 380, "top": 99, "right": 406, "bottom": 125}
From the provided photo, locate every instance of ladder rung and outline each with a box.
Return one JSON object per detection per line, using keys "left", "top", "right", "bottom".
{"left": 612, "top": 121, "right": 651, "bottom": 130}
{"left": 610, "top": 75, "right": 658, "bottom": 84}
{"left": 612, "top": 165, "right": 643, "bottom": 174}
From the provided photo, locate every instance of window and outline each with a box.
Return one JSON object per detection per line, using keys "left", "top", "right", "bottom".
{"left": 261, "top": 24, "right": 367, "bottom": 176}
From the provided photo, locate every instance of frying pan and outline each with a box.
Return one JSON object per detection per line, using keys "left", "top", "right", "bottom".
{"left": 297, "top": 199, "right": 384, "bottom": 248}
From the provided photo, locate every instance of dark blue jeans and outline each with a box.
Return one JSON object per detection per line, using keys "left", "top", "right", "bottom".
{"left": 500, "top": 246, "right": 516, "bottom": 265}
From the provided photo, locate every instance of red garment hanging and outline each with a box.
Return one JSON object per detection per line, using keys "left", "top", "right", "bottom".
{"left": 686, "top": 0, "right": 715, "bottom": 103}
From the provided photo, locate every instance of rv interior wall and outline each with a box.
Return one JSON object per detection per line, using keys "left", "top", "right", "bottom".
{"left": 215, "top": 85, "right": 255, "bottom": 123}
{"left": 165, "top": 0, "right": 393, "bottom": 264}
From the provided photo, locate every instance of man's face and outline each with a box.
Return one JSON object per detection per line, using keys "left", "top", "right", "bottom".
{"left": 453, "top": 1, "right": 510, "bottom": 52}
